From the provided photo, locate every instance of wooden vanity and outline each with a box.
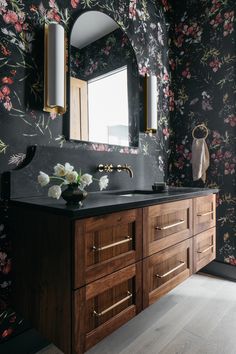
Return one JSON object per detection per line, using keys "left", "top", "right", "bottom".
{"left": 10, "top": 192, "right": 216, "bottom": 354}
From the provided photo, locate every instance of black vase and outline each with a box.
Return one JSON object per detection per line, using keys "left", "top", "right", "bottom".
{"left": 61, "top": 184, "right": 87, "bottom": 206}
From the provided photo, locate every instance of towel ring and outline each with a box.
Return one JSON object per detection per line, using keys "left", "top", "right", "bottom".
{"left": 192, "top": 124, "right": 209, "bottom": 139}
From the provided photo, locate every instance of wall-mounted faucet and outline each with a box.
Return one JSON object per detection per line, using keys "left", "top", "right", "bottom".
{"left": 98, "top": 164, "right": 134, "bottom": 178}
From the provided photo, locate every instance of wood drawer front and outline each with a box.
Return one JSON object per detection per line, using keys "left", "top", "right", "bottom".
{"left": 143, "top": 199, "right": 192, "bottom": 257}
{"left": 143, "top": 239, "right": 192, "bottom": 308}
{"left": 193, "top": 227, "right": 216, "bottom": 273}
{"left": 74, "top": 209, "right": 142, "bottom": 289}
{"left": 193, "top": 194, "right": 216, "bottom": 235}
{"left": 73, "top": 263, "right": 142, "bottom": 353}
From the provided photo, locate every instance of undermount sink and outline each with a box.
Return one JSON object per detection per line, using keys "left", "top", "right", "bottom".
{"left": 108, "top": 190, "right": 158, "bottom": 197}
{"left": 105, "top": 187, "right": 203, "bottom": 197}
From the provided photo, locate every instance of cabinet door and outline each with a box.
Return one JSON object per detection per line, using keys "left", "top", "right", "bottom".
{"left": 193, "top": 194, "right": 216, "bottom": 235}
{"left": 74, "top": 209, "right": 142, "bottom": 288}
{"left": 143, "top": 239, "right": 192, "bottom": 308}
{"left": 73, "top": 263, "right": 142, "bottom": 354}
{"left": 193, "top": 227, "right": 216, "bottom": 272}
{"left": 143, "top": 199, "right": 192, "bottom": 257}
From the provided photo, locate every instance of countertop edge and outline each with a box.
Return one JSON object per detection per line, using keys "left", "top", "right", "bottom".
{"left": 9, "top": 189, "right": 219, "bottom": 219}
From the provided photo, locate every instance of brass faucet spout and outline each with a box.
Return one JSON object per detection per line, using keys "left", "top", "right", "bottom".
{"left": 116, "top": 164, "right": 134, "bottom": 178}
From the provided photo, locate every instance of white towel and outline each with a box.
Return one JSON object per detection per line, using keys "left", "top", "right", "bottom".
{"left": 191, "top": 138, "right": 209, "bottom": 182}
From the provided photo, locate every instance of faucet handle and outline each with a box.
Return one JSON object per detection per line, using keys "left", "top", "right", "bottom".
{"left": 97, "top": 164, "right": 113, "bottom": 173}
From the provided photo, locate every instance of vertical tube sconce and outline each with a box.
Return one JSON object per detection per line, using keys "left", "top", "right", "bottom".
{"left": 44, "top": 23, "right": 66, "bottom": 115}
{"left": 145, "top": 74, "right": 157, "bottom": 133}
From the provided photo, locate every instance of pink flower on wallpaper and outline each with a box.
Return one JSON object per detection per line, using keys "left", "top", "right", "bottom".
{"left": 210, "top": 13, "right": 223, "bottom": 28}
{"left": 3, "top": 99, "right": 12, "bottom": 111}
{"left": 47, "top": 9, "right": 61, "bottom": 22}
{"left": 163, "top": 128, "right": 170, "bottom": 138}
{"left": 169, "top": 58, "right": 176, "bottom": 71}
{"left": 223, "top": 11, "right": 234, "bottom": 36}
{"left": 182, "top": 67, "right": 191, "bottom": 79}
{"left": 209, "top": 58, "right": 222, "bottom": 72}
{"left": 3, "top": 10, "right": 18, "bottom": 25}
{"left": 138, "top": 65, "right": 149, "bottom": 76}
{"left": 161, "top": 0, "right": 171, "bottom": 12}
{"left": 71, "top": 0, "right": 79, "bottom": 8}
{"left": 129, "top": 0, "right": 137, "bottom": 20}
{"left": 102, "top": 46, "right": 112, "bottom": 56}
{"left": 2, "top": 77, "right": 13, "bottom": 84}
{"left": 1, "top": 85, "right": 10, "bottom": 96}
{"left": 224, "top": 114, "right": 236, "bottom": 127}
{"left": 0, "top": 44, "right": 11, "bottom": 56}
{"left": 224, "top": 162, "right": 235, "bottom": 175}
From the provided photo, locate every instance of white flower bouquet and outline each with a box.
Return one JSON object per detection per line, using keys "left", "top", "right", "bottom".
{"left": 37, "top": 162, "right": 109, "bottom": 202}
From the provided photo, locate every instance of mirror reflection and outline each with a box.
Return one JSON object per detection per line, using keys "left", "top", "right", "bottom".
{"left": 69, "top": 11, "right": 139, "bottom": 147}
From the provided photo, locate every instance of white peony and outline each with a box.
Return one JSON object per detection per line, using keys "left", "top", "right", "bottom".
{"left": 80, "top": 173, "right": 93, "bottom": 188}
{"left": 48, "top": 185, "right": 62, "bottom": 199}
{"left": 38, "top": 171, "right": 50, "bottom": 187}
{"left": 66, "top": 171, "right": 78, "bottom": 184}
{"left": 54, "top": 162, "right": 74, "bottom": 177}
{"left": 99, "top": 175, "right": 109, "bottom": 191}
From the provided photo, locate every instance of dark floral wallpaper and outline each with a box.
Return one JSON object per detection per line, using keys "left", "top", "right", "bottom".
{"left": 168, "top": 0, "right": 236, "bottom": 266}
{"left": 0, "top": 0, "right": 170, "bottom": 300}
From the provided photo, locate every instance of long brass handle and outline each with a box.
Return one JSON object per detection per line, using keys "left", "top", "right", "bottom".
{"left": 197, "top": 245, "right": 214, "bottom": 254}
{"left": 92, "top": 236, "right": 132, "bottom": 251}
{"left": 197, "top": 211, "right": 214, "bottom": 217}
{"left": 155, "top": 261, "right": 185, "bottom": 279}
{"left": 155, "top": 219, "right": 184, "bottom": 230}
{"left": 93, "top": 291, "right": 132, "bottom": 317}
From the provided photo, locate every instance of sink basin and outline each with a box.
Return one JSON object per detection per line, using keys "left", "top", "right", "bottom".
{"left": 108, "top": 190, "right": 158, "bottom": 197}
{"left": 105, "top": 187, "right": 202, "bottom": 197}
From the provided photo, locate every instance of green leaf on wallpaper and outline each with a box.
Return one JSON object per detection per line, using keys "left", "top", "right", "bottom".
{"left": 82, "top": 0, "right": 99, "bottom": 8}
{"left": 0, "top": 139, "right": 8, "bottom": 154}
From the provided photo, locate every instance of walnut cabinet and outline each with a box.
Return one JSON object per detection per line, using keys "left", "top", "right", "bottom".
{"left": 11, "top": 194, "right": 216, "bottom": 354}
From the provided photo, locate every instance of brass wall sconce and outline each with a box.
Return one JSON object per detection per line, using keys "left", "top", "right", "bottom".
{"left": 144, "top": 74, "right": 158, "bottom": 133}
{"left": 44, "top": 23, "right": 66, "bottom": 115}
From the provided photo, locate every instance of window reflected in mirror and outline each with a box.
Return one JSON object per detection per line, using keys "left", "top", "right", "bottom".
{"left": 88, "top": 66, "right": 129, "bottom": 146}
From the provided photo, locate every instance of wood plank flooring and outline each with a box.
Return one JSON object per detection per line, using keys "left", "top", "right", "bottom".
{"left": 86, "top": 274, "right": 236, "bottom": 354}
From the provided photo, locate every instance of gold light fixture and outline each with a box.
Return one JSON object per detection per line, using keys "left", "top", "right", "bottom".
{"left": 44, "top": 23, "right": 66, "bottom": 115}
{"left": 144, "top": 74, "right": 158, "bottom": 133}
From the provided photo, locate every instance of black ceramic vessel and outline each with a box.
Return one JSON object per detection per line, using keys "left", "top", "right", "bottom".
{"left": 61, "top": 184, "right": 87, "bottom": 206}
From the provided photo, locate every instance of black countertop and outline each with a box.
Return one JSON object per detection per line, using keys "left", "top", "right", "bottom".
{"left": 10, "top": 187, "right": 219, "bottom": 219}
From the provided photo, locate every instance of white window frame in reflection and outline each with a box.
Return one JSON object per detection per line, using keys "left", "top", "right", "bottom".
{"left": 88, "top": 66, "right": 129, "bottom": 146}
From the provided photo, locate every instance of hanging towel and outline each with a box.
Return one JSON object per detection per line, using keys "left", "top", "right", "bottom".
{"left": 191, "top": 138, "right": 209, "bottom": 182}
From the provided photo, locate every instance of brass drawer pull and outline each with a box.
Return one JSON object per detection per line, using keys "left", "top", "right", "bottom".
{"left": 93, "top": 291, "right": 132, "bottom": 317}
{"left": 92, "top": 236, "right": 132, "bottom": 251}
{"left": 155, "top": 261, "right": 185, "bottom": 278}
{"left": 197, "top": 245, "right": 214, "bottom": 254}
{"left": 197, "top": 211, "right": 214, "bottom": 217}
{"left": 155, "top": 219, "right": 184, "bottom": 230}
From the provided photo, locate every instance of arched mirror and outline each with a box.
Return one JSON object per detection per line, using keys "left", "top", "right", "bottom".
{"left": 69, "top": 11, "right": 139, "bottom": 147}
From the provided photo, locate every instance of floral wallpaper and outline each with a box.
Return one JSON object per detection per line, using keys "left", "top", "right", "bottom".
{"left": 168, "top": 0, "right": 236, "bottom": 266}
{"left": 0, "top": 0, "right": 170, "bottom": 302}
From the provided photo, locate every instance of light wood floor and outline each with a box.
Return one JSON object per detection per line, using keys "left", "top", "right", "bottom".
{"left": 86, "top": 274, "right": 236, "bottom": 354}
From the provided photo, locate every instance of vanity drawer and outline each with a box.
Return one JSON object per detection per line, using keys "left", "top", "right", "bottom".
{"left": 193, "top": 227, "right": 216, "bottom": 273}
{"left": 74, "top": 209, "right": 142, "bottom": 288}
{"left": 143, "top": 238, "right": 192, "bottom": 308}
{"left": 143, "top": 199, "right": 192, "bottom": 257}
{"left": 193, "top": 194, "right": 216, "bottom": 235}
{"left": 73, "top": 263, "right": 142, "bottom": 353}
